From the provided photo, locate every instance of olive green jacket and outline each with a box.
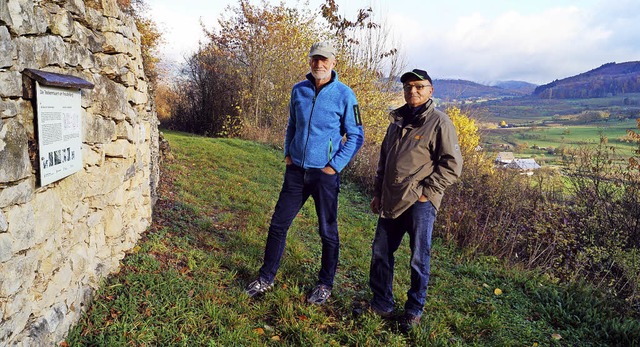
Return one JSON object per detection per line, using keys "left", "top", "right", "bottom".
{"left": 373, "top": 100, "right": 463, "bottom": 219}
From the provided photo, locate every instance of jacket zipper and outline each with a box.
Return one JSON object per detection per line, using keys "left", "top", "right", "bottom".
{"left": 301, "top": 93, "right": 317, "bottom": 167}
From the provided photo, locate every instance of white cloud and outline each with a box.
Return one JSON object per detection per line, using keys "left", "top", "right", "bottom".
{"left": 383, "top": 1, "right": 640, "bottom": 84}
{"left": 147, "top": 0, "right": 640, "bottom": 84}
{"left": 150, "top": 0, "right": 220, "bottom": 63}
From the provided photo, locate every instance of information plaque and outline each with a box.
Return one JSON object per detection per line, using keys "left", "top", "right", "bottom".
{"left": 35, "top": 81, "right": 83, "bottom": 186}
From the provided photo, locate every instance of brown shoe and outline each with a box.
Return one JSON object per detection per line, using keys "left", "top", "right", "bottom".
{"left": 399, "top": 313, "right": 421, "bottom": 333}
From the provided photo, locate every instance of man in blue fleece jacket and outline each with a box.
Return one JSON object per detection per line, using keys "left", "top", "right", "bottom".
{"left": 245, "top": 41, "right": 364, "bottom": 305}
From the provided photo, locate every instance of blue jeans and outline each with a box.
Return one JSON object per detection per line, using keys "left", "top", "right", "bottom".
{"left": 369, "top": 201, "right": 437, "bottom": 317}
{"left": 259, "top": 164, "right": 340, "bottom": 288}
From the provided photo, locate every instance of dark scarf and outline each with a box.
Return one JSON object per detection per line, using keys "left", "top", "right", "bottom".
{"left": 400, "top": 100, "right": 431, "bottom": 127}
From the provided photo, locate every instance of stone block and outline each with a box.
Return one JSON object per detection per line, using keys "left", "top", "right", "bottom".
{"left": 82, "top": 144, "right": 104, "bottom": 166}
{"left": 15, "top": 35, "right": 67, "bottom": 69}
{"left": 1, "top": 0, "right": 47, "bottom": 36}
{"left": 115, "top": 120, "right": 134, "bottom": 142}
{"left": 0, "top": 118, "right": 31, "bottom": 183}
{"left": 0, "top": 70, "right": 22, "bottom": 98}
{"left": 0, "top": 98, "right": 17, "bottom": 119}
{"left": 5, "top": 202, "right": 35, "bottom": 252}
{"left": 86, "top": 76, "right": 127, "bottom": 121}
{"left": 101, "top": 0, "right": 121, "bottom": 19}
{"left": 43, "top": 302, "right": 68, "bottom": 333}
{"left": 37, "top": 238, "right": 61, "bottom": 276}
{"left": 85, "top": 158, "right": 133, "bottom": 198}
{"left": 56, "top": 169, "right": 89, "bottom": 206}
{"left": 40, "top": 263, "right": 72, "bottom": 308}
{"left": 0, "top": 251, "right": 37, "bottom": 297}
{"left": 69, "top": 244, "right": 88, "bottom": 277}
{"left": 0, "top": 232, "right": 12, "bottom": 262}
{"left": 0, "top": 26, "right": 16, "bottom": 68}
{"left": 83, "top": 113, "right": 116, "bottom": 144}
{"left": 104, "top": 139, "right": 132, "bottom": 158}
{"left": 88, "top": 185, "right": 125, "bottom": 209}
{"left": 0, "top": 208, "right": 7, "bottom": 232}
{"left": 104, "top": 207, "right": 123, "bottom": 238}
{"left": 34, "top": 190, "right": 62, "bottom": 245}
{"left": 50, "top": 10, "right": 74, "bottom": 37}
{"left": 102, "top": 31, "right": 134, "bottom": 55}
{"left": 15, "top": 98, "right": 34, "bottom": 138}
{"left": 0, "top": 177, "right": 33, "bottom": 208}
{"left": 126, "top": 86, "right": 148, "bottom": 105}
{"left": 71, "top": 21, "right": 104, "bottom": 54}
{"left": 0, "top": 307, "right": 30, "bottom": 344}
{"left": 3, "top": 290, "right": 30, "bottom": 320}
{"left": 63, "top": 0, "right": 86, "bottom": 17}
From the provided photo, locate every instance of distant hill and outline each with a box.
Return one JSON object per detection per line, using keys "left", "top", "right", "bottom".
{"left": 493, "top": 80, "right": 538, "bottom": 94}
{"left": 433, "top": 79, "right": 536, "bottom": 101}
{"left": 533, "top": 61, "right": 640, "bottom": 99}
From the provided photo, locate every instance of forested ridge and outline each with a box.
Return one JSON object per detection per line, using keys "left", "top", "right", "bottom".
{"left": 534, "top": 61, "right": 640, "bottom": 99}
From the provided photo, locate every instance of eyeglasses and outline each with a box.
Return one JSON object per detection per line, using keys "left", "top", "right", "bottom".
{"left": 403, "top": 84, "right": 432, "bottom": 92}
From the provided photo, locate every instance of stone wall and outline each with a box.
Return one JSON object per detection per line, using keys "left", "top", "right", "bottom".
{"left": 0, "top": 0, "right": 159, "bottom": 345}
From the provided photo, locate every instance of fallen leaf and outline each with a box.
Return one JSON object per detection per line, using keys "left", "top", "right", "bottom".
{"left": 271, "top": 335, "right": 281, "bottom": 341}
{"left": 253, "top": 327, "right": 265, "bottom": 335}
{"left": 298, "top": 315, "right": 308, "bottom": 321}
{"left": 494, "top": 288, "right": 503, "bottom": 295}
{"left": 532, "top": 343, "right": 539, "bottom": 347}
{"left": 551, "top": 333, "right": 562, "bottom": 340}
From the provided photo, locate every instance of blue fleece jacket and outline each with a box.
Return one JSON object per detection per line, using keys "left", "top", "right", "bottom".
{"left": 284, "top": 71, "right": 364, "bottom": 172}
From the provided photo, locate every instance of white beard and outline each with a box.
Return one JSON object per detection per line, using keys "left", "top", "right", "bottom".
{"left": 311, "top": 70, "right": 331, "bottom": 81}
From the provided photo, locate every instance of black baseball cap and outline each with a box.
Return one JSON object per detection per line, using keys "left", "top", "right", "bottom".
{"left": 400, "top": 69, "right": 432, "bottom": 84}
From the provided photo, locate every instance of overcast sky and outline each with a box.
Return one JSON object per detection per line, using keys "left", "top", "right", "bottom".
{"left": 149, "top": 0, "right": 640, "bottom": 85}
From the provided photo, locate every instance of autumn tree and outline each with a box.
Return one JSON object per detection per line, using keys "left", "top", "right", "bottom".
{"left": 167, "top": 46, "right": 243, "bottom": 137}
{"left": 204, "top": 0, "right": 321, "bottom": 137}
{"left": 320, "top": 0, "right": 404, "bottom": 144}
{"left": 169, "top": 0, "right": 403, "bottom": 146}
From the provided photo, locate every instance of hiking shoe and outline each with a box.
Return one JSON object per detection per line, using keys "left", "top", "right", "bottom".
{"left": 245, "top": 278, "right": 273, "bottom": 298}
{"left": 307, "top": 284, "right": 331, "bottom": 305}
{"left": 399, "top": 313, "right": 421, "bottom": 333}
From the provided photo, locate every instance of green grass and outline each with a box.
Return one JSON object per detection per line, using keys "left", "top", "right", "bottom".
{"left": 64, "top": 130, "right": 640, "bottom": 346}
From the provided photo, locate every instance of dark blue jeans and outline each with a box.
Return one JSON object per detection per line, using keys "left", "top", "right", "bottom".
{"left": 369, "top": 201, "right": 437, "bottom": 317}
{"left": 258, "top": 164, "right": 340, "bottom": 288}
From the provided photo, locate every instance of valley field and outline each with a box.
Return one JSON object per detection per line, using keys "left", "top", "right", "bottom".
{"left": 482, "top": 119, "right": 638, "bottom": 162}
{"left": 458, "top": 93, "right": 640, "bottom": 164}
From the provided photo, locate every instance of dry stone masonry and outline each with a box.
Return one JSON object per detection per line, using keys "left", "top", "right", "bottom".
{"left": 0, "top": 0, "right": 160, "bottom": 345}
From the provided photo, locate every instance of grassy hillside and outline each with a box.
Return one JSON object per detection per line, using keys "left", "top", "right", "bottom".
{"left": 64, "top": 131, "right": 639, "bottom": 346}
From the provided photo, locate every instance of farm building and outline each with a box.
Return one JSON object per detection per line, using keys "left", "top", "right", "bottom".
{"left": 505, "top": 158, "right": 542, "bottom": 175}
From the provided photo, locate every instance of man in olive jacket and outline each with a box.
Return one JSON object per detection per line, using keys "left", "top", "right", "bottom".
{"left": 368, "top": 69, "right": 463, "bottom": 332}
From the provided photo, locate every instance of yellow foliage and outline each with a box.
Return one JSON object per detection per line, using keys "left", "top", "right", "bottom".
{"left": 446, "top": 106, "right": 480, "bottom": 155}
